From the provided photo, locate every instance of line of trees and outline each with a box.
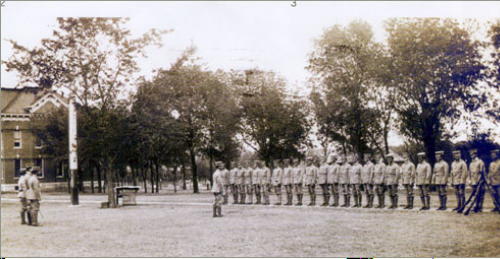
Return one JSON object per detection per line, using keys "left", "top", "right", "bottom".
{"left": 3, "top": 18, "right": 499, "bottom": 207}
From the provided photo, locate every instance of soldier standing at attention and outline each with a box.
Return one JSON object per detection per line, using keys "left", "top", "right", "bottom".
{"left": 327, "top": 155, "right": 340, "bottom": 207}
{"left": 338, "top": 157, "right": 351, "bottom": 207}
{"left": 468, "top": 148, "right": 486, "bottom": 213}
{"left": 17, "top": 167, "right": 29, "bottom": 225}
{"left": 488, "top": 149, "right": 500, "bottom": 213}
{"left": 272, "top": 160, "right": 284, "bottom": 205}
{"left": 212, "top": 161, "right": 226, "bottom": 217}
{"left": 292, "top": 158, "right": 304, "bottom": 206}
{"left": 384, "top": 154, "right": 401, "bottom": 209}
{"left": 361, "top": 154, "right": 375, "bottom": 208}
{"left": 350, "top": 156, "right": 362, "bottom": 208}
{"left": 373, "top": 155, "right": 386, "bottom": 208}
{"left": 282, "top": 159, "right": 293, "bottom": 206}
{"left": 401, "top": 154, "right": 416, "bottom": 209}
{"left": 318, "top": 156, "right": 330, "bottom": 206}
{"left": 304, "top": 157, "right": 318, "bottom": 206}
{"left": 433, "top": 151, "right": 449, "bottom": 210}
{"left": 244, "top": 161, "right": 254, "bottom": 204}
{"left": 416, "top": 152, "right": 432, "bottom": 210}
{"left": 450, "top": 150, "right": 467, "bottom": 211}
{"left": 236, "top": 162, "right": 245, "bottom": 204}
{"left": 26, "top": 167, "right": 42, "bottom": 226}
{"left": 229, "top": 162, "right": 239, "bottom": 204}
{"left": 221, "top": 164, "right": 230, "bottom": 205}
{"left": 259, "top": 161, "right": 272, "bottom": 205}
{"left": 252, "top": 161, "right": 261, "bottom": 204}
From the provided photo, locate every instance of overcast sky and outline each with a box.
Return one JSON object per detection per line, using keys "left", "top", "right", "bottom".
{"left": 1, "top": 1, "right": 499, "bottom": 146}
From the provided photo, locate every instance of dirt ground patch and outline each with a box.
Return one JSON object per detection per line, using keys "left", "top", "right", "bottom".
{"left": 1, "top": 192, "right": 499, "bottom": 257}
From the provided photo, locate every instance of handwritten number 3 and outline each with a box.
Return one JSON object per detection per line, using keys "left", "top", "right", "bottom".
{"left": 291, "top": 1, "right": 296, "bottom": 7}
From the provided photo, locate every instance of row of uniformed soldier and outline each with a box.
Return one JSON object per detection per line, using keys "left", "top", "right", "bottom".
{"left": 212, "top": 148, "right": 499, "bottom": 213}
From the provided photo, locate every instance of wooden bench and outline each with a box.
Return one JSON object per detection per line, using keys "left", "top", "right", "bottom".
{"left": 115, "top": 186, "right": 140, "bottom": 206}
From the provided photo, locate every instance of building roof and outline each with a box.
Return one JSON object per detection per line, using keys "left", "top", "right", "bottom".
{"left": 1, "top": 86, "right": 68, "bottom": 116}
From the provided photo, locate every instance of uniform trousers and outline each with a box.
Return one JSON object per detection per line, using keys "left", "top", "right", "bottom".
{"left": 330, "top": 183, "right": 340, "bottom": 196}
{"left": 492, "top": 185, "right": 500, "bottom": 209}
{"left": 284, "top": 184, "right": 293, "bottom": 195}
{"left": 246, "top": 184, "right": 254, "bottom": 195}
{"left": 454, "top": 184, "right": 465, "bottom": 197}
{"left": 417, "top": 184, "right": 429, "bottom": 198}
{"left": 387, "top": 184, "right": 398, "bottom": 197}
{"left": 213, "top": 192, "right": 223, "bottom": 206}
{"left": 294, "top": 183, "right": 303, "bottom": 194}
{"left": 364, "top": 184, "right": 374, "bottom": 196}
{"left": 436, "top": 184, "right": 447, "bottom": 196}
{"left": 274, "top": 184, "right": 282, "bottom": 195}
{"left": 28, "top": 199, "right": 40, "bottom": 212}
{"left": 320, "top": 184, "right": 329, "bottom": 195}
{"left": 404, "top": 184, "right": 414, "bottom": 197}
{"left": 375, "top": 184, "right": 386, "bottom": 196}
{"left": 20, "top": 198, "right": 28, "bottom": 213}
{"left": 341, "top": 184, "right": 351, "bottom": 195}
{"left": 307, "top": 184, "right": 316, "bottom": 196}
{"left": 351, "top": 184, "right": 361, "bottom": 196}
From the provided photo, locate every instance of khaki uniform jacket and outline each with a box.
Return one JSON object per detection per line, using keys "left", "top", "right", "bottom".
{"left": 221, "top": 169, "right": 230, "bottom": 185}
{"left": 450, "top": 160, "right": 467, "bottom": 185}
{"left": 349, "top": 163, "right": 362, "bottom": 184}
{"left": 361, "top": 162, "right": 374, "bottom": 184}
{"left": 304, "top": 166, "right": 318, "bottom": 185}
{"left": 373, "top": 162, "right": 386, "bottom": 185}
{"left": 212, "top": 169, "right": 225, "bottom": 193}
{"left": 292, "top": 166, "right": 304, "bottom": 184}
{"left": 338, "top": 164, "right": 350, "bottom": 184}
{"left": 25, "top": 175, "right": 41, "bottom": 200}
{"left": 235, "top": 168, "right": 245, "bottom": 185}
{"left": 415, "top": 161, "right": 432, "bottom": 185}
{"left": 229, "top": 168, "right": 238, "bottom": 184}
{"left": 401, "top": 162, "right": 416, "bottom": 185}
{"left": 327, "top": 164, "right": 339, "bottom": 184}
{"left": 244, "top": 168, "right": 253, "bottom": 185}
{"left": 468, "top": 158, "right": 485, "bottom": 185}
{"left": 259, "top": 168, "right": 271, "bottom": 185}
{"left": 251, "top": 168, "right": 260, "bottom": 184}
{"left": 488, "top": 160, "right": 500, "bottom": 185}
{"left": 17, "top": 175, "right": 28, "bottom": 198}
{"left": 317, "top": 165, "right": 328, "bottom": 184}
{"left": 432, "top": 160, "right": 449, "bottom": 185}
{"left": 282, "top": 167, "right": 293, "bottom": 185}
{"left": 272, "top": 167, "right": 283, "bottom": 186}
{"left": 384, "top": 164, "right": 401, "bottom": 185}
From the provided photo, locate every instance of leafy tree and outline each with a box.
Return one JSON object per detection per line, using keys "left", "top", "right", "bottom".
{"left": 308, "top": 20, "right": 387, "bottom": 158}
{"left": 385, "top": 18, "right": 485, "bottom": 165}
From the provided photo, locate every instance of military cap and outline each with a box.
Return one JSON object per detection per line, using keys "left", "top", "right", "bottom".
{"left": 452, "top": 150, "right": 461, "bottom": 155}
{"left": 417, "top": 152, "right": 426, "bottom": 157}
{"left": 435, "top": 151, "right": 444, "bottom": 155}
{"left": 215, "top": 161, "right": 224, "bottom": 167}
{"left": 469, "top": 148, "right": 478, "bottom": 154}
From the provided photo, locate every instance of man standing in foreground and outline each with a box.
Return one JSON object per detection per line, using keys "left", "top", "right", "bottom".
{"left": 282, "top": 159, "right": 294, "bottom": 206}
{"left": 361, "top": 154, "right": 375, "bottom": 208}
{"left": 26, "top": 166, "right": 42, "bottom": 226}
{"left": 17, "top": 167, "right": 30, "bottom": 225}
{"left": 450, "top": 150, "right": 467, "bottom": 211}
{"left": 488, "top": 149, "right": 500, "bottom": 213}
{"left": 416, "top": 152, "right": 432, "bottom": 210}
{"left": 318, "top": 156, "right": 330, "bottom": 206}
{"left": 384, "top": 154, "right": 401, "bottom": 209}
{"left": 212, "top": 161, "right": 226, "bottom": 217}
{"left": 468, "top": 148, "right": 486, "bottom": 213}
{"left": 272, "top": 159, "right": 284, "bottom": 205}
{"left": 327, "top": 155, "right": 340, "bottom": 207}
{"left": 373, "top": 155, "right": 386, "bottom": 208}
{"left": 401, "top": 154, "right": 416, "bottom": 209}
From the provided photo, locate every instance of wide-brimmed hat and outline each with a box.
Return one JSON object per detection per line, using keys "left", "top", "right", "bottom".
{"left": 417, "top": 152, "right": 426, "bottom": 157}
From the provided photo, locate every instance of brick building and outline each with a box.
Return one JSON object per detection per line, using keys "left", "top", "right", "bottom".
{"left": 1, "top": 86, "right": 69, "bottom": 191}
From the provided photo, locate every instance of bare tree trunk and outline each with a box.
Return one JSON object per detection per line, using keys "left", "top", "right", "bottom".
{"left": 182, "top": 163, "right": 187, "bottom": 190}
{"left": 189, "top": 147, "right": 199, "bottom": 193}
{"left": 91, "top": 163, "right": 95, "bottom": 193}
{"left": 173, "top": 166, "right": 178, "bottom": 193}
{"left": 149, "top": 161, "right": 155, "bottom": 193}
{"left": 132, "top": 167, "right": 138, "bottom": 186}
{"left": 155, "top": 161, "right": 160, "bottom": 193}
{"left": 209, "top": 153, "right": 214, "bottom": 186}
{"left": 141, "top": 167, "right": 148, "bottom": 193}
{"left": 97, "top": 163, "right": 103, "bottom": 193}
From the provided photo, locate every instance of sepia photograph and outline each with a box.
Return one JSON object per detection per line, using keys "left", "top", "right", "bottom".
{"left": 1, "top": 1, "right": 499, "bottom": 258}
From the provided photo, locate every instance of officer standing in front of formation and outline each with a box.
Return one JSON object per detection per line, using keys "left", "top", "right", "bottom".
{"left": 26, "top": 167, "right": 42, "bottom": 226}
{"left": 272, "top": 159, "right": 284, "bottom": 205}
{"left": 221, "top": 164, "right": 230, "bottom": 205}
{"left": 229, "top": 162, "right": 239, "bottom": 204}
{"left": 292, "top": 158, "right": 304, "bottom": 206}
{"left": 450, "top": 150, "right": 468, "bottom": 211}
{"left": 236, "top": 162, "right": 245, "bottom": 204}
{"left": 361, "top": 154, "right": 375, "bottom": 208}
{"left": 338, "top": 157, "right": 351, "bottom": 207}
{"left": 488, "top": 149, "right": 500, "bottom": 213}
{"left": 468, "top": 148, "right": 486, "bottom": 213}
{"left": 327, "top": 155, "right": 340, "bottom": 207}
{"left": 282, "top": 159, "right": 293, "bottom": 206}
{"left": 318, "top": 156, "right": 330, "bottom": 206}
{"left": 401, "top": 154, "right": 416, "bottom": 209}
{"left": 384, "top": 154, "right": 401, "bottom": 209}
{"left": 433, "top": 151, "right": 449, "bottom": 210}
{"left": 259, "top": 161, "right": 272, "bottom": 205}
{"left": 252, "top": 161, "right": 261, "bottom": 204}
{"left": 17, "top": 167, "right": 29, "bottom": 225}
{"left": 416, "top": 152, "right": 432, "bottom": 210}
{"left": 373, "top": 155, "right": 386, "bottom": 208}
{"left": 244, "top": 161, "right": 254, "bottom": 204}
{"left": 212, "top": 161, "right": 226, "bottom": 217}
{"left": 350, "top": 156, "right": 362, "bottom": 208}
{"left": 304, "top": 157, "right": 318, "bottom": 206}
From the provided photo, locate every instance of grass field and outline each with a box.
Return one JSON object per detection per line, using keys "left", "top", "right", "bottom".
{"left": 1, "top": 191, "right": 499, "bottom": 257}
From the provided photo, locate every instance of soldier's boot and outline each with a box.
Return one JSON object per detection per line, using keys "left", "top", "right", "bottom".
{"left": 332, "top": 194, "right": 339, "bottom": 207}
{"left": 369, "top": 195, "right": 375, "bottom": 208}
{"left": 404, "top": 196, "right": 410, "bottom": 209}
{"left": 285, "top": 194, "right": 291, "bottom": 206}
{"left": 241, "top": 193, "right": 246, "bottom": 204}
{"left": 27, "top": 211, "right": 32, "bottom": 225}
{"left": 223, "top": 194, "right": 228, "bottom": 205}
{"left": 436, "top": 195, "right": 443, "bottom": 210}
{"left": 341, "top": 195, "right": 347, "bottom": 207}
{"left": 248, "top": 194, "right": 253, "bottom": 205}
{"left": 213, "top": 205, "right": 218, "bottom": 217}
{"left": 388, "top": 196, "right": 394, "bottom": 209}
{"left": 419, "top": 196, "right": 426, "bottom": 210}
{"left": 452, "top": 193, "right": 460, "bottom": 211}
{"left": 256, "top": 194, "right": 261, "bottom": 205}
{"left": 217, "top": 206, "right": 223, "bottom": 217}
{"left": 298, "top": 194, "right": 303, "bottom": 206}
{"left": 31, "top": 211, "right": 39, "bottom": 227}
{"left": 313, "top": 193, "right": 317, "bottom": 206}
{"left": 460, "top": 194, "right": 466, "bottom": 211}
{"left": 442, "top": 196, "right": 447, "bottom": 210}
{"left": 363, "top": 195, "right": 370, "bottom": 208}
{"left": 308, "top": 192, "right": 314, "bottom": 206}
{"left": 346, "top": 195, "right": 351, "bottom": 207}
{"left": 352, "top": 193, "right": 359, "bottom": 207}
{"left": 376, "top": 195, "right": 382, "bottom": 208}
{"left": 233, "top": 193, "right": 238, "bottom": 204}
{"left": 21, "top": 211, "right": 27, "bottom": 225}
{"left": 358, "top": 194, "right": 362, "bottom": 208}
{"left": 265, "top": 195, "right": 271, "bottom": 205}
{"left": 324, "top": 194, "right": 330, "bottom": 206}
{"left": 408, "top": 196, "right": 414, "bottom": 209}
{"left": 424, "top": 196, "right": 431, "bottom": 210}
{"left": 275, "top": 194, "right": 282, "bottom": 205}
{"left": 394, "top": 195, "right": 398, "bottom": 209}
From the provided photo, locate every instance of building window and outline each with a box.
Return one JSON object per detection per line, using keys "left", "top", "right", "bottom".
{"left": 57, "top": 160, "right": 68, "bottom": 178}
{"left": 14, "top": 130, "right": 22, "bottom": 149}
{"left": 14, "top": 159, "right": 22, "bottom": 178}
{"left": 35, "top": 136, "right": 43, "bottom": 149}
{"left": 34, "top": 158, "right": 44, "bottom": 178}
